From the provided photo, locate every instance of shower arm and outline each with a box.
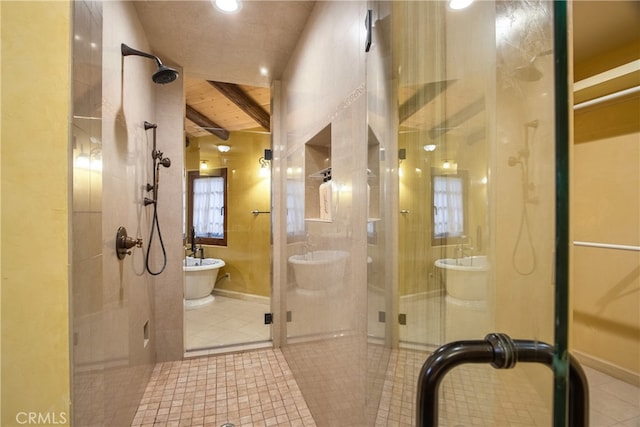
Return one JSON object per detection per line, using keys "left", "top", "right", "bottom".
{"left": 122, "top": 43, "right": 178, "bottom": 85}
{"left": 122, "top": 43, "right": 162, "bottom": 66}
{"left": 416, "top": 333, "right": 589, "bottom": 427}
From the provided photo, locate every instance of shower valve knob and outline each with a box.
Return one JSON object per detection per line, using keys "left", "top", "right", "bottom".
{"left": 116, "top": 226, "right": 143, "bottom": 260}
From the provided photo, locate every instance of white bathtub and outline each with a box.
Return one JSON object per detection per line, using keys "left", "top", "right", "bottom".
{"left": 288, "top": 250, "right": 349, "bottom": 291}
{"left": 183, "top": 257, "right": 225, "bottom": 308}
{"left": 435, "top": 256, "right": 489, "bottom": 300}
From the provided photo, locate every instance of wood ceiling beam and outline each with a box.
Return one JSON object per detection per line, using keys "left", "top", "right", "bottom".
{"left": 207, "top": 81, "right": 271, "bottom": 131}
{"left": 185, "top": 104, "right": 230, "bottom": 141}
{"left": 428, "top": 96, "right": 485, "bottom": 139}
{"left": 399, "top": 80, "right": 455, "bottom": 124}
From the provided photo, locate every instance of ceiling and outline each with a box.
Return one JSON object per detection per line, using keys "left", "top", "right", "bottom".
{"left": 135, "top": 0, "right": 314, "bottom": 140}
{"left": 134, "top": 1, "right": 639, "bottom": 140}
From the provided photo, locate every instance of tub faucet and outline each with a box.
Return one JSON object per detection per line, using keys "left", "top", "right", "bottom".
{"left": 190, "top": 227, "right": 196, "bottom": 253}
{"left": 196, "top": 243, "right": 204, "bottom": 259}
{"left": 455, "top": 243, "right": 474, "bottom": 259}
{"left": 303, "top": 234, "right": 317, "bottom": 259}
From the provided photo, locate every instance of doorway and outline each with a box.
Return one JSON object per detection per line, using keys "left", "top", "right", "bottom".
{"left": 183, "top": 118, "right": 273, "bottom": 353}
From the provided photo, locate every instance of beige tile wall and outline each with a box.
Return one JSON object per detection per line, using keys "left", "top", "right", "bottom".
{"left": 71, "top": 1, "right": 185, "bottom": 424}
{"left": 279, "top": 1, "right": 373, "bottom": 424}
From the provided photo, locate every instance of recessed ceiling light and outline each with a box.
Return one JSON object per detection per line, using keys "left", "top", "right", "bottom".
{"left": 214, "top": 0, "right": 241, "bottom": 13}
{"left": 449, "top": 0, "right": 474, "bottom": 10}
{"left": 259, "top": 66, "right": 268, "bottom": 76}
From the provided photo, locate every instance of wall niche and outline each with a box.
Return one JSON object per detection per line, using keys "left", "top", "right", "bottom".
{"left": 304, "top": 124, "right": 332, "bottom": 221}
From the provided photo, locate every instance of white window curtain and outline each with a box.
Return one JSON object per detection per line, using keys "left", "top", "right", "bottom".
{"left": 193, "top": 176, "right": 225, "bottom": 238}
{"left": 433, "top": 175, "right": 464, "bottom": 238}
{"left": 286, "top": 180, "right": 305, "bottom": 237}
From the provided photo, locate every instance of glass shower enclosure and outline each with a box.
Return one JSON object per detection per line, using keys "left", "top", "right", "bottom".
{"left": 369, "top": 0, "right": 574, "bottom": 424}
{"left": 280, "top": 0, "right": 576, "bottom": 425}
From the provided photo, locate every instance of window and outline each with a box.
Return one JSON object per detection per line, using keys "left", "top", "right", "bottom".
{"left": 188, "top": 169, "right": 227, "bottom": 246}
{"left": 286, "top": 179, "right": 305, "bottom": 239}
{"left": 431, "top": 169, "right": 468, "bottom": 245}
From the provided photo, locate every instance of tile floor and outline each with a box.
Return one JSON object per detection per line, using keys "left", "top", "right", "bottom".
{"left": 134, "top": 345, "right": 640, "bottom": 426}
{"left": 374, "top": 348, "right": 640, "bottom": 426}
{"left": 144, "top": 297, "right": 640, "bottom": 426}
{"left": 184, "top": 294, "right": 271, "bottom": 351}
{"left": 132, "top": 349, "right": 315, "bottom": 427}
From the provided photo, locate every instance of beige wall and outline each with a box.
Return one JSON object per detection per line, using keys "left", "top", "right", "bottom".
{"left": 186, "top": 131, "right": 272, "bottom": 297}
{"left": 572, "top": 39, "right": 640, "bottom": 381}
{"left": 1, "top": 2, "right": 71, "bottom": 425}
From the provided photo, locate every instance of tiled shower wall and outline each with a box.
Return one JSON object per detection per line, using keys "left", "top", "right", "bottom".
{"left": 71, "top": 1, "right": 184, "bottom": 424}
{"left": 278, "top": 1, "right": 393, "bottom": 425}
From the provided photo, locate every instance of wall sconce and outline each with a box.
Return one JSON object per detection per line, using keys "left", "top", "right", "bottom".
{"left": 75, "top": 148, "right": 91, "bottom": 169}
{"left": 200, "top": 160, "right": 208, "bottom": 170}
{"left": 258, "top": 157, "right": 270, "bottom": 178}
{"left": 74, "top": 144, "right": 102, "bottom": 171}
{"left": 258, "top": 157, "right": 270, "bottom": 169}
{"left": 217, "top": 144, "right": 231, "bottom": 153}
{"left": 442, "top": 160, "right": 458, "bottom": 172}
{"left": 259, "top": 149, "right": 271, "bottom": 178}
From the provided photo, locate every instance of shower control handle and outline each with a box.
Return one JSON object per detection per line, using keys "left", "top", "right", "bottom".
{"left": 116, "top": 226, "right": 143, "bottom": 260}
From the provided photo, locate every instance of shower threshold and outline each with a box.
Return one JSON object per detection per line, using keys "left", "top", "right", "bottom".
{"left": 184, "top": 340, "right": 272, "bottom": 359}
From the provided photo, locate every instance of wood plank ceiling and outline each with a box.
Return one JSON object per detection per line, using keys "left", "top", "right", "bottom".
{"left": 184, "top": 77, "right": 271, "bottom": 140}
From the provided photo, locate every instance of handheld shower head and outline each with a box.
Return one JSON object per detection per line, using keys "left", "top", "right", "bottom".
{"left": 121, "top": 43, "right": 179, "bottom": 85}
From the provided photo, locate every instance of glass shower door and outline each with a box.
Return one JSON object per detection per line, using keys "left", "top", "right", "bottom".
{"left": 391, "top": 0, "right": 572, "bottom": 424}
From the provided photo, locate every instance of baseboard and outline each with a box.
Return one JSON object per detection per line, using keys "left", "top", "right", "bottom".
{"left": 573, "top": 350, "right": 640, "bottom": 387}
{"left": 212, "top": 288, "right": 270, "bottom": 304}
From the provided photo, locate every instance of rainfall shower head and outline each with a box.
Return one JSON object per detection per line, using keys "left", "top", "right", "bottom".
{"left": 121, "top": 43, "right": 179, "bottom": 84}
{"left": 153, "top": 65, "right": 179, "bottom": 85}
{"left": 514, "top": 49, "right": 552, "bottom": 82}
